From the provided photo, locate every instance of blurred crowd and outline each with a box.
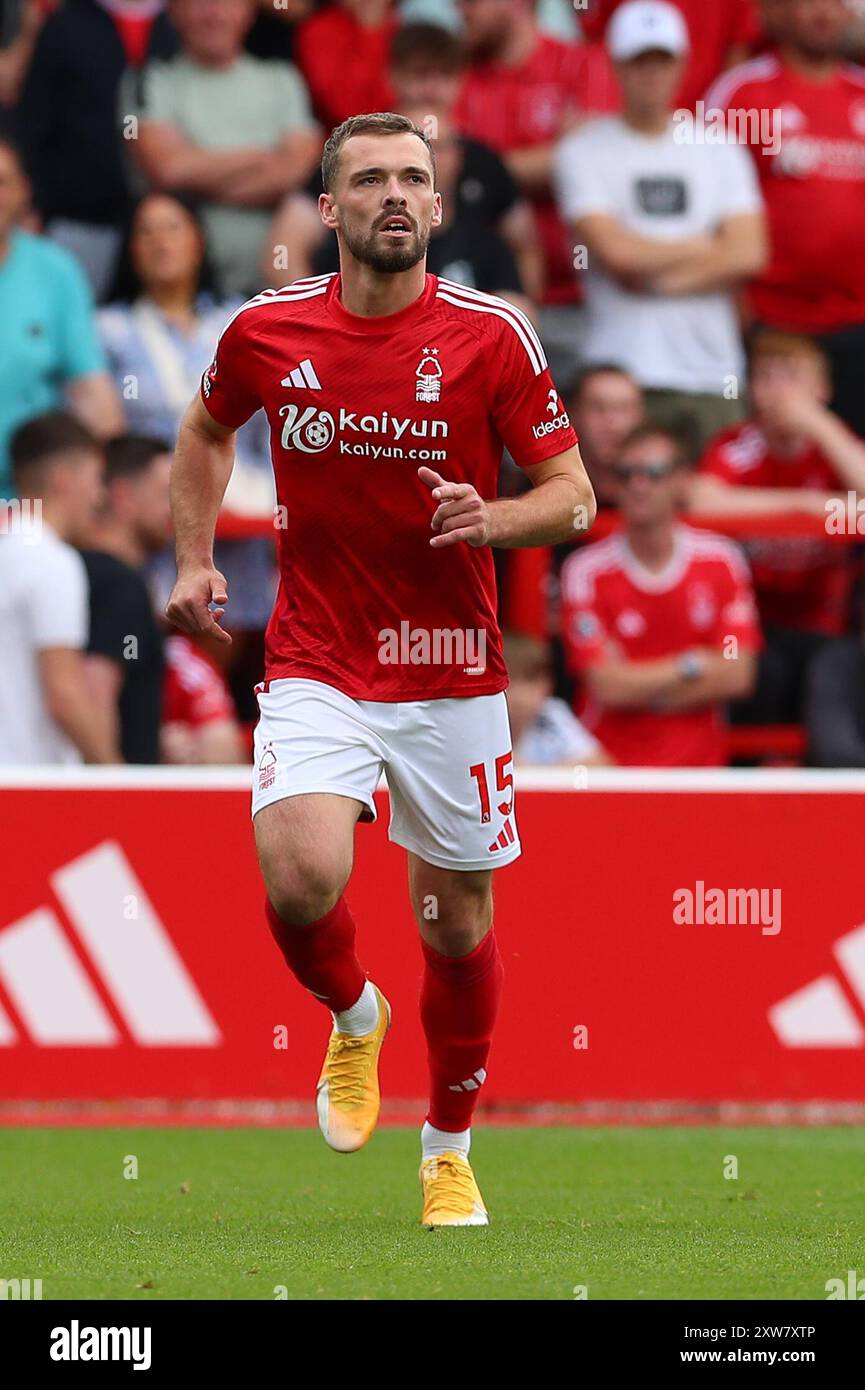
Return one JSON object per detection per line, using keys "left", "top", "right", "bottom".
{"left": 2, "top": 0, "right": 865, "bottom": 768}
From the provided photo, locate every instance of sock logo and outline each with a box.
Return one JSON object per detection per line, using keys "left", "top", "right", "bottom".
{"left": 448, "top": 1067, "right": 487, "bottom": 1093}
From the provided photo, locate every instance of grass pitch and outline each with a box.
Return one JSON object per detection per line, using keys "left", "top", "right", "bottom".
{"left": 2, "top": 1126, "right": 863, "bottom": 1300}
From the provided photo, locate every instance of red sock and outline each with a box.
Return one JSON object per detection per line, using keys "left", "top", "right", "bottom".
{"left": 420, "top": 929, "right": 504, "bottom": 1132}
{"left": 265, "top": 896, "right": 366, "bottom": 1014}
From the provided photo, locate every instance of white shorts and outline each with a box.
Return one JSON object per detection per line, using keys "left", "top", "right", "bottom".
{"left": 252, "top": 678, "right": 521, "bottom": 872}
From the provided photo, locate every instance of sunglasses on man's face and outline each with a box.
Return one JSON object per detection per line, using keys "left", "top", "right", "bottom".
{"left": 613, "top": 461, "right": 677, "bottom": 482}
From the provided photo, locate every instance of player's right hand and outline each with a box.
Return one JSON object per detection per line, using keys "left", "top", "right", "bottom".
{"left": 165, "top": 566, "right": 232, "bottom": 645}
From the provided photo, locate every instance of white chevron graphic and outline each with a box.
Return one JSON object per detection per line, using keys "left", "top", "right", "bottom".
{"left": 768, "top": 923, "right": 865, "bottom": 1048}
{"left": 448, "top": 1068, "right": 487, "bottom": 1093}
{"left": 280, "top": 358, "right": 321, "bottom": 390}
{"left": 0, "top": 841, "right": 221, "bottom": 1047}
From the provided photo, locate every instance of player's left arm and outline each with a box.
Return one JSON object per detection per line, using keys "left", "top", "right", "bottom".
{"left": 421, "top": 445, "right": 596, "bottom": 550}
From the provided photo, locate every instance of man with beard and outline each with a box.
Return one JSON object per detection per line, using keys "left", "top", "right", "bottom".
{"left": 166, "top": 111, "right": 595, "bottom": 1226}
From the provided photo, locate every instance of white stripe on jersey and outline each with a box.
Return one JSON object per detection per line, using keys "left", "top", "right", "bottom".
{"left": 703, "top": 54, "right": 779, "bottom": 110}
{"left": 215, "top": 277, "right": 335, "bottom": 343}
{"left": 435, "top": 280, "right": 547, "bottom": 376}
{"left": 437, "top": 278, "right": 547, "bottom": 362}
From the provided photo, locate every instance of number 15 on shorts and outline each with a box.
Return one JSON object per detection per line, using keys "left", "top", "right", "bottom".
{"left": 469, "top": 752, "right": 514, "bottom": 825}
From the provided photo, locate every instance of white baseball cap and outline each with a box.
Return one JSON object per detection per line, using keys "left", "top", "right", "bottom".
{"left": 606, "top": 0, "right": 690, "bottom": 62}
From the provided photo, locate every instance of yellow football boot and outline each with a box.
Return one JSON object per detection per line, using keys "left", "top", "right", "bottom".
{"left": 315, "top": 984, "right": 391, "bottom": 1153}
{"left": 419, "top": 1151, "right": 489, "bottom": 1227}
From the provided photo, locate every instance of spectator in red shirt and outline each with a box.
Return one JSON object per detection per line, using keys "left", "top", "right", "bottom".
{"left": 453, "top": 0, "right": 620, "bottom": 383}
{"left": 691, "top": 329, "right": 865, "bottom": 721}
{"left": 705, "top": 0, "right": 865, "bottom": 436}
{"left": 561, "top": 423, "right": 760, "bottom": 766}
{"left": 580, "top": 0, "right": 762, "bottom": 110}
{"left": 162, "top": 632, "right": 245, "bottom": 763}
{"left": 294, "top": 0, "right": 396, "bottom": 128}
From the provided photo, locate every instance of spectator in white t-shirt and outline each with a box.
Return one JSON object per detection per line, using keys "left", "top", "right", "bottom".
{"left": 504, "top": 630, "right": 612, "bottom": 767}
{"left": 0, "top": 412, "right": 116, "bottom": 765}
{"left": 554, "top": 0, "right": 767, "bottom": 453}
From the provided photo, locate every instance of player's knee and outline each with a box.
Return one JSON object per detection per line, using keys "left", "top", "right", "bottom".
{"left": 418, "top": 874, "right": 493, "bottom": 954}
{"left": 265, "top": 856, "right": 349, "bottom": 927}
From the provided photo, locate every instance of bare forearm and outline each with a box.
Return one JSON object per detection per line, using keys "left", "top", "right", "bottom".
{"left": 225, "top": 142, "right": 319, "bottom": 207}
{"left": 587, "top": 656, "right": 683, "bottom": 709}
{"left": 802, "top": 410, "right": 865, "bottom": 492}
{"left": 689, "top": 477, "right": 829, "bottom": 516}
{"left": 487, "top": 475, "right": 596, "bottom": 547}
{"left": 141, "top": 138, "right": 271, "bottom": 200}
{"left": 0, "top": 21, "right": 42, "bottom": 105}
{"left": 172, "top": 412, "right": 235, "bottom": 571}
{"left": 67, "top": 374, "right": 124, "bottom": 439}
{"left": 500, "top": 203, "right": 545, "bottom": 299}
{"left": 50, "top": 687, "right": 119, "bottom": 763}
{"left": 648, "top": 221, "right": 767, "bottom": 296}
{"left": 579, "top": 218, "right": 713, "bottom": 279}
{"left": 649, "top": 247, "right": 750, "bottom": 295}
{"left": 659, "top": 654, "right": 756, "bottom": 709}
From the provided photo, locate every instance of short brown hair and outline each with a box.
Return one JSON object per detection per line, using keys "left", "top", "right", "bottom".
{"left": 390, "top": 23, "right": 464, "bottom": 75}
{"left": 749, "top": 328, "right": 830, "bottom": 377}
{"left": 321, "top": 111, "right": 436, "bottom": 193}
{"left": 10, "top": 412, "right": 100, "bottom": 491}
{"left": 619, "top": 422, "right": 689, "bottom": 469}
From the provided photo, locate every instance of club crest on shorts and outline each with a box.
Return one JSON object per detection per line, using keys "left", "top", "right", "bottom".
{"left": 416, "top": 347, "right": 442, "bottom": 403}
{"left": 258, "top": 744, "right": 277, "bottom": 792}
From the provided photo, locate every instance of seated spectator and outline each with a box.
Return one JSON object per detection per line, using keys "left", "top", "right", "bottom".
{"left": 806, "top": 612, "right": 865, "bottom": 767}
{"left": 265, "top": 22, "right": 541, "bottom": 302}
{"left": 98, "top": 192, "right": 277, "bottom": 637}
{"left": 579, "top": 0, "right": 763, "bottom": 111}
{"left": 162, "top": 632, "right": 245, "bottom": 763}
{"left": 14, "top": 0, "right": 178, "bottom": 298}
{"left": 454, "top": 0, "right": 621, "bottom": 383}
{"left": 0, "top": 413, "right": 114, "bottom": 765}
{"left": 294, "top": 0, "right": 396, "bottom": 128}
{"left": 80, "top": 435, "right": 172, "bottom": 765}
{"left": 133, "top": 0, "right": 320, "bottom": 298}
{"left": 706, "top": 0, "right": 865, "bottom": 437}
{"left": 560, "top": 423, "right": 760, "bottom": 766}
{"left": 567, "top": 363, "right": 645, "bottom": 507}
{"left": 0, "top": 137, "right": 123, "bottom": 497}
{"left": 691, "top": 330, "right": 865, "bottom": 722}
{"left": 504, "top": 630, "right": 612, "bottom": 765}
{"left": 555, "top": 0, "right": 768, "bottom": 454}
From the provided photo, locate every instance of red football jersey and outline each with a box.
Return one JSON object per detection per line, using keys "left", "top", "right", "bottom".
{"left": 706, "top": 56, "right": 865, "bottom": 332}
{"left": 201, "top": 272, "right": 578, "bottom": 701}
{"left": 560, "top": 525, "right": 761, "bottom": 766}
{"left": 454, "top": 35, "right": 620, "bottom": 305}
{"left": 699, "top": 420, "right": 854, "bottom": 634}
{"left": 294, "top": 7, "right": 395, "bottom": 129}
{"left": 163, "top": 635, "right": 235, "bottom": 729}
